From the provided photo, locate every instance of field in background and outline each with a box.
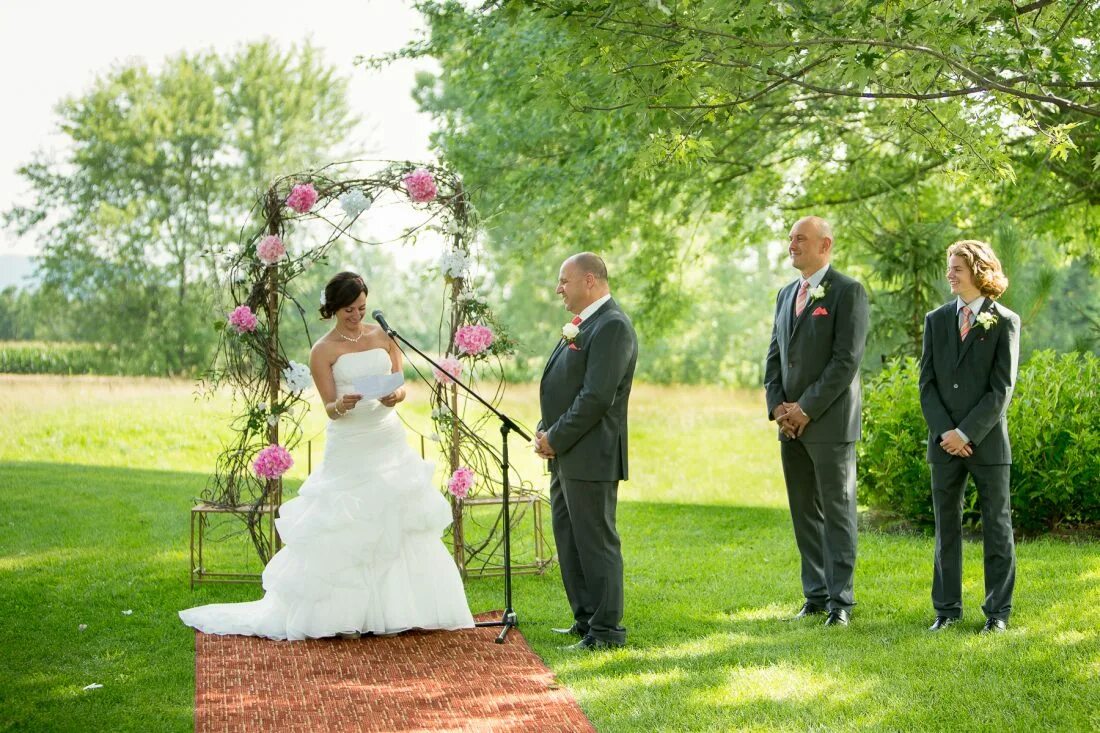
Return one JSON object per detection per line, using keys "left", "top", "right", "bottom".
{"left": 2, "top": 376, "right": 1098, "bottom": 732}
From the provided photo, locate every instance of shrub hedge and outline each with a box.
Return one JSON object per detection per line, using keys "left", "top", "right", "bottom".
{"left": 859, "top": 350, "right": 1100, "bottom": 532}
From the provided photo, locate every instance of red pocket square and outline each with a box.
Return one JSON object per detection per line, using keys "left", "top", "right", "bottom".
{"left": 812, "top": 306, "right": 829, "bottom": 316}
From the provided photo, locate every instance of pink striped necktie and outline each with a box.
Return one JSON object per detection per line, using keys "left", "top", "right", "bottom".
{"left": 959, "top": 305, "right": 972, "bottom": 341}
{"left": 794, "top": 281, "right": 811, "bottom": 317}
{"left": 571, "top": 315, "right": 582, "bottom": 326}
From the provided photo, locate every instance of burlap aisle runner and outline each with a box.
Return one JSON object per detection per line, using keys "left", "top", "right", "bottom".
{"left": 194, "top": 613, "right": 595, "bottom": 732}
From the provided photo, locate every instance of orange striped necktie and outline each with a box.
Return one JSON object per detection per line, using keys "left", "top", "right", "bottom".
{"left": 794, "top": 281, "right": 811, "bottom": 317}
{"left": 959, "top": 305, "right": 972, "bottom": 341}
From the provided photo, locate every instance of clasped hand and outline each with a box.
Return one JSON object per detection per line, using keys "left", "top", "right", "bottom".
{"left": 774, "top": 402, "right": 810, "bottom": 439}
{"left": 534, "top": 431, "right": 556, "bottom": 459}
{"left": 940, "top": 430, "right": 973, "bottom": 457}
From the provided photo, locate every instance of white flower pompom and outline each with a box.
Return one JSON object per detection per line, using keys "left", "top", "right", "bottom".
{"left": 439, "top": 249, "right": 470, "bottom": 279}
{"left": 339, "top": 189, "right": 372, "bottom": 219}
{"left": 282, "top": 361, "right": 313, "bottom": 393}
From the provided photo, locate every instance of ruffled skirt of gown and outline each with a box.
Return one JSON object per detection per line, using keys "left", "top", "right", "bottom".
{"left": 180, "top": 387, "right": 474, "bottom": 640}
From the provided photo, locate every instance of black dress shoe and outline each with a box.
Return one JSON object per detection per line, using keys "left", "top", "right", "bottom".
{"left": 824, "top": 609, "right": 850, "bottom": 626}
{"left": 791, "top": 602, "right": 827, "bottom": 620}
{"left": 562, "top": 635, "right": 624, "bottom": 651}
{"left": 928, "top": 616, "right": 960, "bottom": 631}
{"left": 979, "top": 618, "right": 1007, "bottom": 634}
{"left": 551, "top": 623, "right": 586, "bottom": 637}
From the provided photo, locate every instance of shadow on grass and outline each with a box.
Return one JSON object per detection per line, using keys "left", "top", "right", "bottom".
{"left": 0, "top": 461, "right": 273, "bottom": 733}
{"left": 3, "top": 462, "right": 1098, "bottom": 732}
{"left": 526, "top": 501, "right": 1100, "bottom": 732}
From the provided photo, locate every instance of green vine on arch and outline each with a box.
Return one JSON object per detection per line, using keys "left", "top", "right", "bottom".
{"left": 198, "top": 161, "right": 539, "bottom": 573}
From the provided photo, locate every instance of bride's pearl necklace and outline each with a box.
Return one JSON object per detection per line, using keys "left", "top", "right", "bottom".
{"left": 337, "top": 326, "right": 364, "bottom": 343}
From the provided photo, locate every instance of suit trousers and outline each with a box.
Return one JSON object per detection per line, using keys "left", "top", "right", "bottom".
{"left": 931, "top": 460, "right": 1015, "bottom": 620}
{"left": 548, "top": 468, "right": 626, "bottom": 644}
{"left": 780, "top": 440, "right": 858, "bottom": 611}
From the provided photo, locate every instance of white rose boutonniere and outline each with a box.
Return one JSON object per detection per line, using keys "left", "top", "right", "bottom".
{"left": 809, "top": 283, "right": 827, "bottom": 302}
{"left": 562, "top": 322, "right": 580, "bottom": 342}
{"left": 975, "top": 311, "right": 998, "bottom": 331}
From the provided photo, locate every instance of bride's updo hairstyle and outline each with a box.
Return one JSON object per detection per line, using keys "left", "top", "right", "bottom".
{"left": 320, "top": 272, "right": 368, "bottom": 319}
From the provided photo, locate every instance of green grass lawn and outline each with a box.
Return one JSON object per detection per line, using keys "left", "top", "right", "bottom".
{"left": 1, "top": 375, "right": 1098, "bottom": 731}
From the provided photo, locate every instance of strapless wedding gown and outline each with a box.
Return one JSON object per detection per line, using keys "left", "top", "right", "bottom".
{"left": 180, "top": 348, "right": 474, "bottom": 639}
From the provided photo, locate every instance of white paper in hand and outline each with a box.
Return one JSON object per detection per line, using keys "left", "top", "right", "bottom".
{"left": 351, "top": 372, "right": 405, "bottom": 401}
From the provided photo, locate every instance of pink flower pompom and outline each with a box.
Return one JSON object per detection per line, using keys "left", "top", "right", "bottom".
{"left": 447, "top": 466, "right": 475, "bottom": 499}
{"left": 253, "top": 443, "right": 294, "bottom": 480}
{"left": 228, "top": 305, "right": 259, "bottom": 334}
{"left": 256, "top": 235, "right": 287, "bottom": 266}
{"left": 285, "top": 183, "right": 318, "bottom": 214}
{"left": 454, "top": 324, "right": 494, "bottom": 355}
{"left": 404, "top": 168, "right": 438, "bottom": 203}
{"left": 432, "top": 356, "right": 463, "bottom": 385}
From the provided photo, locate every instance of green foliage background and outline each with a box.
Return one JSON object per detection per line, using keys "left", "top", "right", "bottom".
{"left": 3, "top": 41, "right": 358, "bottom": 375}
{"left": 859, "top": 351, "right": 1100, "bottom": 531}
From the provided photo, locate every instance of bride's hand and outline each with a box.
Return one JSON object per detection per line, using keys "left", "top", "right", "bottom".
{"left": 336, "top": 393, "right": 363, "bottom": 412}
{"left": 379, "top": 387, "right": 405, "bottom": 407}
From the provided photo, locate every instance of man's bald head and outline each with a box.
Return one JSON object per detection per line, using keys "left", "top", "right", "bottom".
{"left": 566, "top": 252, "right": 608, "bottom": 281}
{"left": 788, "top": 216, "right": 835, "bottom": 276}
{"left": 557, "top": 252, "right": 611, "bottom": 315}
{"left": 796, "top": 216, "right": 833, "bottom": 243}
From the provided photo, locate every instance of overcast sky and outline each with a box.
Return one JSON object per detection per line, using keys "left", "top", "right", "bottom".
{"left": 0, "top": 0, "right": 437, "bottom": 262}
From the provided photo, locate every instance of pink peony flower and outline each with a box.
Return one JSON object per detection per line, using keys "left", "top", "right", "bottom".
{"left": 285, "top": 183, "right": 319, "bottom": 214}
{"left": 253, "top": 443, "right": 294, "bottom": 480}
{"left": 228, "top": 305, "right": 259, "bottom": 334}
{"left": 454, "top": 324, "right": 494, "bottom": 355}
{"left": 404, "top": 168, "right": 438, "bottom": 203}
{"left": 447, "top": 466, "right": 475, "bottom": 499}
{"left": 256, "top": 235, "right": 287, "bottom": 266}
{"left": 432, "top": 356, "right": 463, "bottom": 385}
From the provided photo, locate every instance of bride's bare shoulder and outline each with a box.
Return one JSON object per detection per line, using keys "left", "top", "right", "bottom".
{"left": 310, "top": 333, "right": 339, "bottom": 363}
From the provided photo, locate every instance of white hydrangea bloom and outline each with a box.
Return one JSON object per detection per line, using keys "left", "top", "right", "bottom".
{"left": 282, "top": 361, "right": 313, "bottom": 393}
{"left": 339, "top": 189, "right": 372, "bottom": 218}
{"left": 439, "top": 249, "right": 470, "bottom": 279}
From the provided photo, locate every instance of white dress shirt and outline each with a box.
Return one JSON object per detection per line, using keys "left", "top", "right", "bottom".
{"left": 800, "top": 264, "right": 831, "bottom": 292}
{"left": 577, "top": 293, "right": 612, "bottom": 323}
{"left": 956, "top": 295, "right": 986, "bottom": 333}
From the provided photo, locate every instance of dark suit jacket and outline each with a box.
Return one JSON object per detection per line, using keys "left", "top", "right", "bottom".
{"left": 919, "top": 299, "right": 1020, "bottom": 465}
{"left": 765, "top": 267, "right": 870, "bottom": 444}
{"left": 539, "top": 298, "right": 638, "bottom": 482}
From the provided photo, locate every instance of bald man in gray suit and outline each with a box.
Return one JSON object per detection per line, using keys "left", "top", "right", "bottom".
{"left": 536, "top": 252, "right": 638, "bottom": 651}
{"left": 765, "top": 217, "right": 870, "bottom": 627}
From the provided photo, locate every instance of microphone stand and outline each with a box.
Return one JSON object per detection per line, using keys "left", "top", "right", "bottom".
{"left": 377, "top": 317, "right": 530, "bottom": 644}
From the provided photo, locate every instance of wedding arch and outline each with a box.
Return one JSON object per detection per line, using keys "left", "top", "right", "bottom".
{"left": 189, "top": 161, "right": 550, "bottom": 584}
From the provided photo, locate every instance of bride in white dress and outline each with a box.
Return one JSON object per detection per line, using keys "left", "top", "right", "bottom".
{"left": 180, "top": 272, "right": 474, "bottom": 639}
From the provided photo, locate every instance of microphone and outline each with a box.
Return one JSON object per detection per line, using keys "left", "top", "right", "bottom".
{"left": 372, "top": 309, "right": 394, "bottom": 335}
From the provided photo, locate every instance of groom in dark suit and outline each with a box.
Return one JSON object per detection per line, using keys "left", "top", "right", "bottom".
{"left": 765, "top": 216, "right": 870, "bottom": 627}
{"left": 536, "top": 252, "right": 638, "bottom": 650}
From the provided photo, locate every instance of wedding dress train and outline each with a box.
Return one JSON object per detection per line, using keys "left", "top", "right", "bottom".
{"left": 180, "top": 348, "right": 474, "bottom": 639}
